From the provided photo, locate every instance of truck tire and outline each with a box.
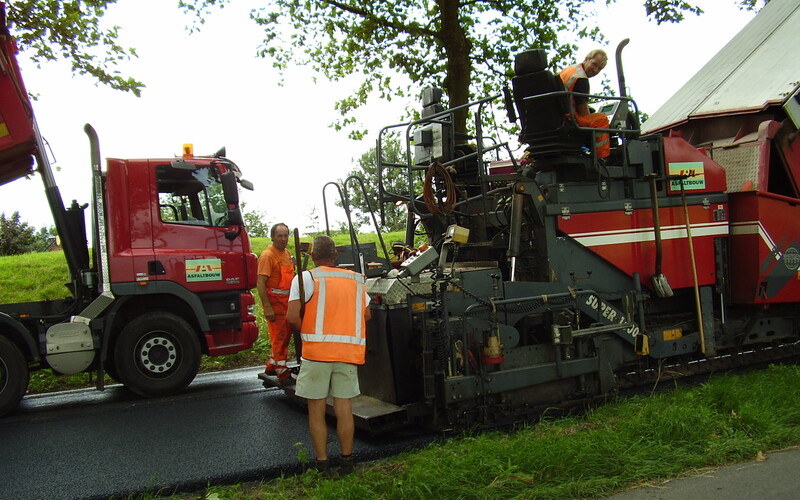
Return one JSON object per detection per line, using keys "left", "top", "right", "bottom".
{"left": 0, "top": 336, "right": 29, "bottom": 417}
{"left": 113, "top": 312, "right": 201, "bottom": 398}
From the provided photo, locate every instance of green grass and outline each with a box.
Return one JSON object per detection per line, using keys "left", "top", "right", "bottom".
{"left": 4, "top": 230, "right": 406, "bottom": 394}
{"left": 150, "top": 364, "right": 800, "bottom": 499}
{"left": 0, "top": 251, "right": 73, "bottom": 303}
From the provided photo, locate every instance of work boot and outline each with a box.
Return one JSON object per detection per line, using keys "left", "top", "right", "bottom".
{"left": 277, "top": 370, "right": 295, "bottom": 386}
{"left": 308, "top": 459, "right": 330, "bottom": 475}
{"left": 310, "top": 458, "right": 342, "bottom": 478}
{"left": 338, "top": 454, "right": 355, "bottom": 476}
{"left": 264, "top": 365, "right": 277, "bottom": 376}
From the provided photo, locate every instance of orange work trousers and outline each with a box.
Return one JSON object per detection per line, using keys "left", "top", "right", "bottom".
{"left": 265, "top": 293, "right": 292, "bottom": 378}
{"left": 575, "top": 112, "right": 610, "bottom": 159}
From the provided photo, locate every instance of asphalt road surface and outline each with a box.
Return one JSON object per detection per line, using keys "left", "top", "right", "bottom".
{"left": 604, "top": 446, "right": 800, "bottom": 500}
{"left": 0, "top": 367, "right": 435, "bottom": 500}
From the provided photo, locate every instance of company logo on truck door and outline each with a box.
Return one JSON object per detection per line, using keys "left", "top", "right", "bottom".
{"left": 668, "top": 162, "right": 706, "bottom": 191}
{"left": 186, "top": 258, "right": 222, "bottom": 282}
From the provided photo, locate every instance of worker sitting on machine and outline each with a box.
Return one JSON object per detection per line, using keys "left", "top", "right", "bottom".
{"left": 558, "top": 49, "right": 611, "bottom": 159}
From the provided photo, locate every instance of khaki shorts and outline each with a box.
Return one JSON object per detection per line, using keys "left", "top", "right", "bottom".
{"left": 294, "top": 359, "right": 360, "bottom": 400}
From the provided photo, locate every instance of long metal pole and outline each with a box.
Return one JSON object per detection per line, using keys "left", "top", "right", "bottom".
{"left": 681, "top": 180, "right": 706, "bottom": 355}
{"left": 293, "top": 228, "right": 304, "bottom": 360}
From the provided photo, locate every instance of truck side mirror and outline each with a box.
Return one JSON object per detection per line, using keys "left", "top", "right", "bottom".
{"left": 226, "top": 209, "right": 243, "bottom": 226}
{"left": 224, "top": 209, "right": 244, "bottom": 240}
{"left": 220, "top": 170, "right": 244, "bottom": 240}
{"left": 220, "top": 170, "right": 239, "bottom": 206}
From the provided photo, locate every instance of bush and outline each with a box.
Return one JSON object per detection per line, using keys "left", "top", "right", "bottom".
{"left": 0, "top": 211, "right": 38, "bottom": 256}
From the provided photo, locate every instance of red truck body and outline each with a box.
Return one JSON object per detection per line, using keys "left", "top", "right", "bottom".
{"left": 0, "top": 18, "right": 34, "bottom": 184}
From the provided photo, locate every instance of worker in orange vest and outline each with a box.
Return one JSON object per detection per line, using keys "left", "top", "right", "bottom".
{"left": 559, "top": 49, "right": 611, "bottom": 159}
{"left": 256, "top": 223, "right": 295, "bottom": 381}
{"left": 287, "top": 235, "right": 371, "bottom": 476}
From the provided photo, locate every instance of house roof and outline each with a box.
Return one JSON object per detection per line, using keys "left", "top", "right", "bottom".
{"left": 641, "top": 0, "right": 800, "bottom": 135}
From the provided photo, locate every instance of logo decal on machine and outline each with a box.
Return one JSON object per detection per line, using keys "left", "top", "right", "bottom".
{"left": 784, "top": 247, "right": 800, "bottom": 271}
{"left": 186, "top": 258, "right": 222, "bottom": 282}
{"left": 668, "top": 162, "right": 706, "bottom": 191}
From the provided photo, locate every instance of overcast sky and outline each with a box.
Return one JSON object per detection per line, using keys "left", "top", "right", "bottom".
{"left": 1, "top": 0, "right": 756, "bottom": 234}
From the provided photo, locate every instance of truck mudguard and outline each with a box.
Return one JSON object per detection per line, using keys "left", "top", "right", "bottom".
{"left": 108, "top": 281, "right": 213, "bottom": 331}
{"left": 0, "top": 312, "right": 40, "bottom": 361}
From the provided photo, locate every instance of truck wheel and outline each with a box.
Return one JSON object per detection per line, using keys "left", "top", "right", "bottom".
{"left": 113, "top": 312, "right": 201, "bottom": 398}
{"left": 0, "top": 336, "right": 29, "bottom": 417}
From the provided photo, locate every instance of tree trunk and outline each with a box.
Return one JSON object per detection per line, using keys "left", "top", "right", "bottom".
{"left": 438, "top": 0, "right": 472, "bottom": 138}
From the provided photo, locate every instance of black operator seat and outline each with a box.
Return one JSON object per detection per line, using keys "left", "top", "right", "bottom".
{"left": 512, "top": 49, "right": 564, "bottom": 137}
{"left": 511, "top": 49, "right": 590, "bottom": 169}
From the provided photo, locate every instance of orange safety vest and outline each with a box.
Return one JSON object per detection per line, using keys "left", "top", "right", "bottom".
{"left": 299, "top": 267, "right": 368, "bottom": 365}
{"left": 559, "top": 64, "right": 587, "bottom": 94}
{"left": 261, "top": 246, "right": 294, "bottom": 305}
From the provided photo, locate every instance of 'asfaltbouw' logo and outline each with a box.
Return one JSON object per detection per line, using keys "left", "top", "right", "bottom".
{"left": 185, "top": 258, "right": 222, "bottom": 282}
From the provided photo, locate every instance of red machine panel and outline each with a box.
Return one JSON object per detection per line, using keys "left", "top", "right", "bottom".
{"left": 729, "top": 190, "right": 800, "bottom": 304}
{"left": 559, "top": 203, "right": 728, "bottom": 292}
{"left": 663, "top": 135, "right": 728, "bottom": 195}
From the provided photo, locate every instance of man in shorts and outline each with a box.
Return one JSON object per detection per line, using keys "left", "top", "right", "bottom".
{"left": 287, "top": 235, "right": 371, "bottom": 475}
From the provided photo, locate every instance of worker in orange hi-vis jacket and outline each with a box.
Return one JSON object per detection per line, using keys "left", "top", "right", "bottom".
{"left": 256, "top": 222, "right": 295, "bottom": 381}
{"left": 559, "top": 49, "right": 611, "bottom": 159}
{"left": 287, "top": 235, "right": 371, "bottom": 476}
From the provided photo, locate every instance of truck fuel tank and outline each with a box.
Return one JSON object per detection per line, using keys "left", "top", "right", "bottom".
{"left": 45, "top": 322, "right": 95, "bottom": 375}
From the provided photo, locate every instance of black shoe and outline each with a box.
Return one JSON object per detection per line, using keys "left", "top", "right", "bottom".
{"left": 308, "top": 458, "right": 330, "bottom": 475}
{"left": 338, "top": 454, "right": 354, "bottom": 475}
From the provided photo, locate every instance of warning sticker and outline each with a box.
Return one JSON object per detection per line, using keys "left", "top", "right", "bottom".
{"left": 668, "top": 162, "right": 706, "bottom": 191}
{"left": 186, "top": 258, "right": 222, "bottom": 282}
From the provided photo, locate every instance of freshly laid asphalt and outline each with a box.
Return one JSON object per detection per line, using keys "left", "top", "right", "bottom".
{"left": 604, "top": 446, "right": 800, "bottom": 499}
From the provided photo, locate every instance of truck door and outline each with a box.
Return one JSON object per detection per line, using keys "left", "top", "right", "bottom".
{"left": 151, "top": 163, "right": 248, "bottom": 293}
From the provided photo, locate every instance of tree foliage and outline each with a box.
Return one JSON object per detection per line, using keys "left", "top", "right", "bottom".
{"left": 241, "top": 205, "right": 271, "bottom": 237}
{"left": 336, "top": 134, "right": 408, "bottom": 232}
{"left": 0, "top": 211, "right": 38, "bottom": 255}
{"left": 34, "top": 225, "right": 56, "bottom": 251}
{"left": 179, "top": 0, "right": 760, "bottom": 137}
{"left": 4, "top": 0, "right": 143, "bottom": 95}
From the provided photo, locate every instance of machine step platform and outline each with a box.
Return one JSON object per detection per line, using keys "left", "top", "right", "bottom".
{"left": 258, "top": 369, "right": 409, "bottom": 433}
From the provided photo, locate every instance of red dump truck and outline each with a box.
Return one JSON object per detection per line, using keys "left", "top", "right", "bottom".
{"left": 0, "top": 3, "right": 258, "bottom": 416}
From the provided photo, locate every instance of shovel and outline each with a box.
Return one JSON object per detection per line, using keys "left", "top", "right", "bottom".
{"left": 649, "top": 175, "right": 673, "bottom": 297}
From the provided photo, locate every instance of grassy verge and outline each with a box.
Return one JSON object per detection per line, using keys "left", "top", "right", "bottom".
{"left": 0, "top": 251, "right": 72, "bottom": 303}
{"left": 158, "top": 363, "right": 800, "bottom": 499}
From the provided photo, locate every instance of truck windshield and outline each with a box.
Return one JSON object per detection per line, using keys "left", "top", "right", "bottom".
{"left": 156, "top": 165, "right": 229, "bottom": 227}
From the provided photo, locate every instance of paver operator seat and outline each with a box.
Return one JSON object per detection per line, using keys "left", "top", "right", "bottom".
{"left": 511, "top": 49, "right": 594, "bottom": 172}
